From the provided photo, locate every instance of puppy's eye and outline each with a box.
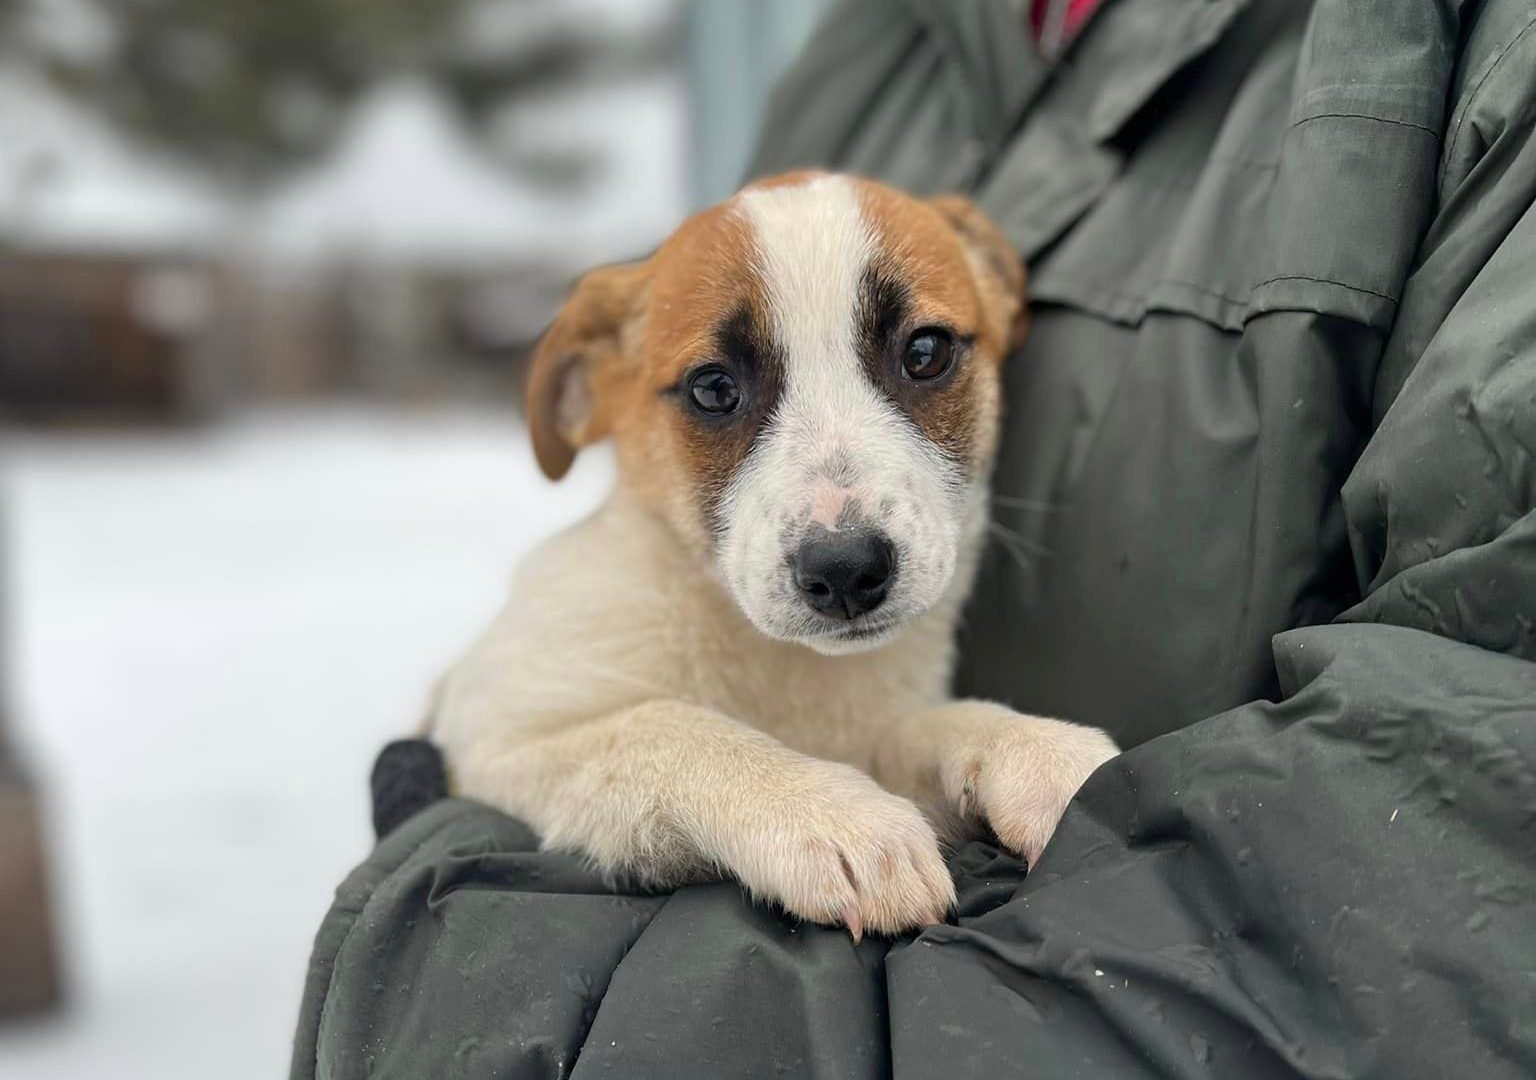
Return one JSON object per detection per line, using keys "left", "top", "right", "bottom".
{"left": 901, "top": 329, "right": 955, "bottom": 382}
{"left": 687, "top": 367, "right": 742, "bottom": 415}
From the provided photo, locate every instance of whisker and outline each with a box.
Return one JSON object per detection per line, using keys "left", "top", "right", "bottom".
{"left": 986, "top": 522, "right": 1051, "bottom": 575}
{"left": 989, "top": 529, "right": 1037, "bottom": 574}
{"left": 988, "top": 520, "right": 1052, "bottom": 559}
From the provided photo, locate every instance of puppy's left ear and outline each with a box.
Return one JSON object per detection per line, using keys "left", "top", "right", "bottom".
{"left": 927, "top": 195, "right": 1029, "bottom": 351}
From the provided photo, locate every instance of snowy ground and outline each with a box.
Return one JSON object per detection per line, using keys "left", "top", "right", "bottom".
{"left": 1, "top": 406, "right": 610, "bottom": 1079}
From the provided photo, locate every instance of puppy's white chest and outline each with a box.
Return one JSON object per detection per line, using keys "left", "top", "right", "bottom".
{"left": 666, "top": 592, "right": 956, "bottom": 763}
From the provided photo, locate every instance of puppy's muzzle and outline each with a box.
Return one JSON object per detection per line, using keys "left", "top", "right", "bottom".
{"left": 791, "top": 528, "right": 895, "bottom": 620}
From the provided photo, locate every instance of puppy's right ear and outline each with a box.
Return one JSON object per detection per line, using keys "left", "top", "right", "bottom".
{"left": 926, "top": 195, "right": 1029, "bottom": 352}
{"left": 526, "top": 260, "right": 650, "bottom": 480}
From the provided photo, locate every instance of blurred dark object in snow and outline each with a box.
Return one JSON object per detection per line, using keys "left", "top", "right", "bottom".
{"left": 0, "top": 510, "right": 63, "bottom": 1019}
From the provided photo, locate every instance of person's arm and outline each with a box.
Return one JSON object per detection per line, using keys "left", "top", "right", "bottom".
{"left": 886, "top": 27, "right": 1536, "bottom": 1076}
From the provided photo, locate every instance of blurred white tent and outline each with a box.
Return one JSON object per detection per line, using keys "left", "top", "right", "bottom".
{"left": 250, "top": 71, "right": 685, "bottom": 379}
{"left": 0, "top": 69, "right": 231, "bottom": 255}
{"left": 256, "top": 79, "right": 566, "bottom": 269}
{"left": 257, "top": 73, "right": 685, "bottom": 271}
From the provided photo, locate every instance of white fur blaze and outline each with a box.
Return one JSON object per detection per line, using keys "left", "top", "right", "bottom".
{"left": 720, "top": 176, "right": 967, "bottom": 652}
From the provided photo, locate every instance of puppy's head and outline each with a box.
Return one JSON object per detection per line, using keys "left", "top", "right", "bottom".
{"left": 528, "top": 172, "right": 1025, "bottom": 654}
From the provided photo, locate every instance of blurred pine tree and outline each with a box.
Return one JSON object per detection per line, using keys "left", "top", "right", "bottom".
{"left": 7, "top": 0, "right": 678, "bottom": 184}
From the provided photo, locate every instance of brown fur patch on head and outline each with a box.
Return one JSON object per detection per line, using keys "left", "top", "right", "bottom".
{"left": 530, "top": 196, "right": 783, "bottom": 550}
{"left": 853, "top": 182, "right": 1027, "bottom": 475}
{"left": 621, "top": 201, "right": 773, "bottom": 547}
{"left": 676, "top": 300, "right": 786, "bottom": 535}
{"left": 924, "top": 194, "right": 1028, "bottom": 350}
{"left": 528, "top": 174, "right": 1026, "bottom": 553}
{"left": 853, "top": 261, "right": 981, "bottom": 466}
{"left": 526, "top": 198, "right": 769, "bottom": 519}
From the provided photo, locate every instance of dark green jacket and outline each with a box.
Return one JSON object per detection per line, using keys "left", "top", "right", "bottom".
{"left": 293, "top": 2, "right": 1536, "bottom": 1076}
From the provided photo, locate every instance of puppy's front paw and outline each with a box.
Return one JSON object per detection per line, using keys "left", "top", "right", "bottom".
{"left": 722, "top": 763, "right": 955, "bottom": 939}
{"left": 942, "top": 716, "right": 1117, "bottom": 866}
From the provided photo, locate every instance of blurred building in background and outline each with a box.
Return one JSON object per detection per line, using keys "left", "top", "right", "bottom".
{"left": 0, "top": 0, "right": 700, "bottom": 419}
{"left": 0, "top": 65, "right": 232, "bottom": 421}
{"left": 0, "top": 511, "right": 61, "bottom": 1020}
{"left": 0, "top": 0, "right": 832, "bottom": 421}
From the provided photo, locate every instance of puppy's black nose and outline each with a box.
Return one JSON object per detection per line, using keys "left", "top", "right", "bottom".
{"left": 792, "top": 530, "right": 895, "bottom": 620}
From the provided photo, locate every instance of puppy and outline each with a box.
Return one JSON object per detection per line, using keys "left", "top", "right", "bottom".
{"left": 431, "top": 172, "right": 1116, "bottom": 937}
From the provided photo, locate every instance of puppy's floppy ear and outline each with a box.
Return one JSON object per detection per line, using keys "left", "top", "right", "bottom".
{"left": 927, "top": 195, "right": 1030, "bottom": 351}
{"left": 526, "top": 260, "right": 650, "bottom": 480}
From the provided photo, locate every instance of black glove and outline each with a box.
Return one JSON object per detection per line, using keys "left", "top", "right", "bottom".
{"left": 370, "top": 739, "right": 449, "bottom": 840}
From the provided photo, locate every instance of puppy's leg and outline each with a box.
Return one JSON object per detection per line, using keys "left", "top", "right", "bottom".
{"left": 872, "top": 702, "right": 1118, "bottom": 866}
{"left": 454, "top": 700, "right": 955, "bottom": 937}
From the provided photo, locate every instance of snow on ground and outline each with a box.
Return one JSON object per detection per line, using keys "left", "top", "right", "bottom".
{"left": 0, "top": 405, "right": 611, "bottom": 1079}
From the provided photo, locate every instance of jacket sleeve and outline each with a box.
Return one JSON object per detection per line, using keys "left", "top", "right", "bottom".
{"left": 885, "top": 21, "right": 1536, "bottom": 1078}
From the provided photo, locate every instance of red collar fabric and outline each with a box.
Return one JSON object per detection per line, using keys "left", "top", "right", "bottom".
{"left": 1029, "top": 0, "right": 1104, "bottom": 46}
